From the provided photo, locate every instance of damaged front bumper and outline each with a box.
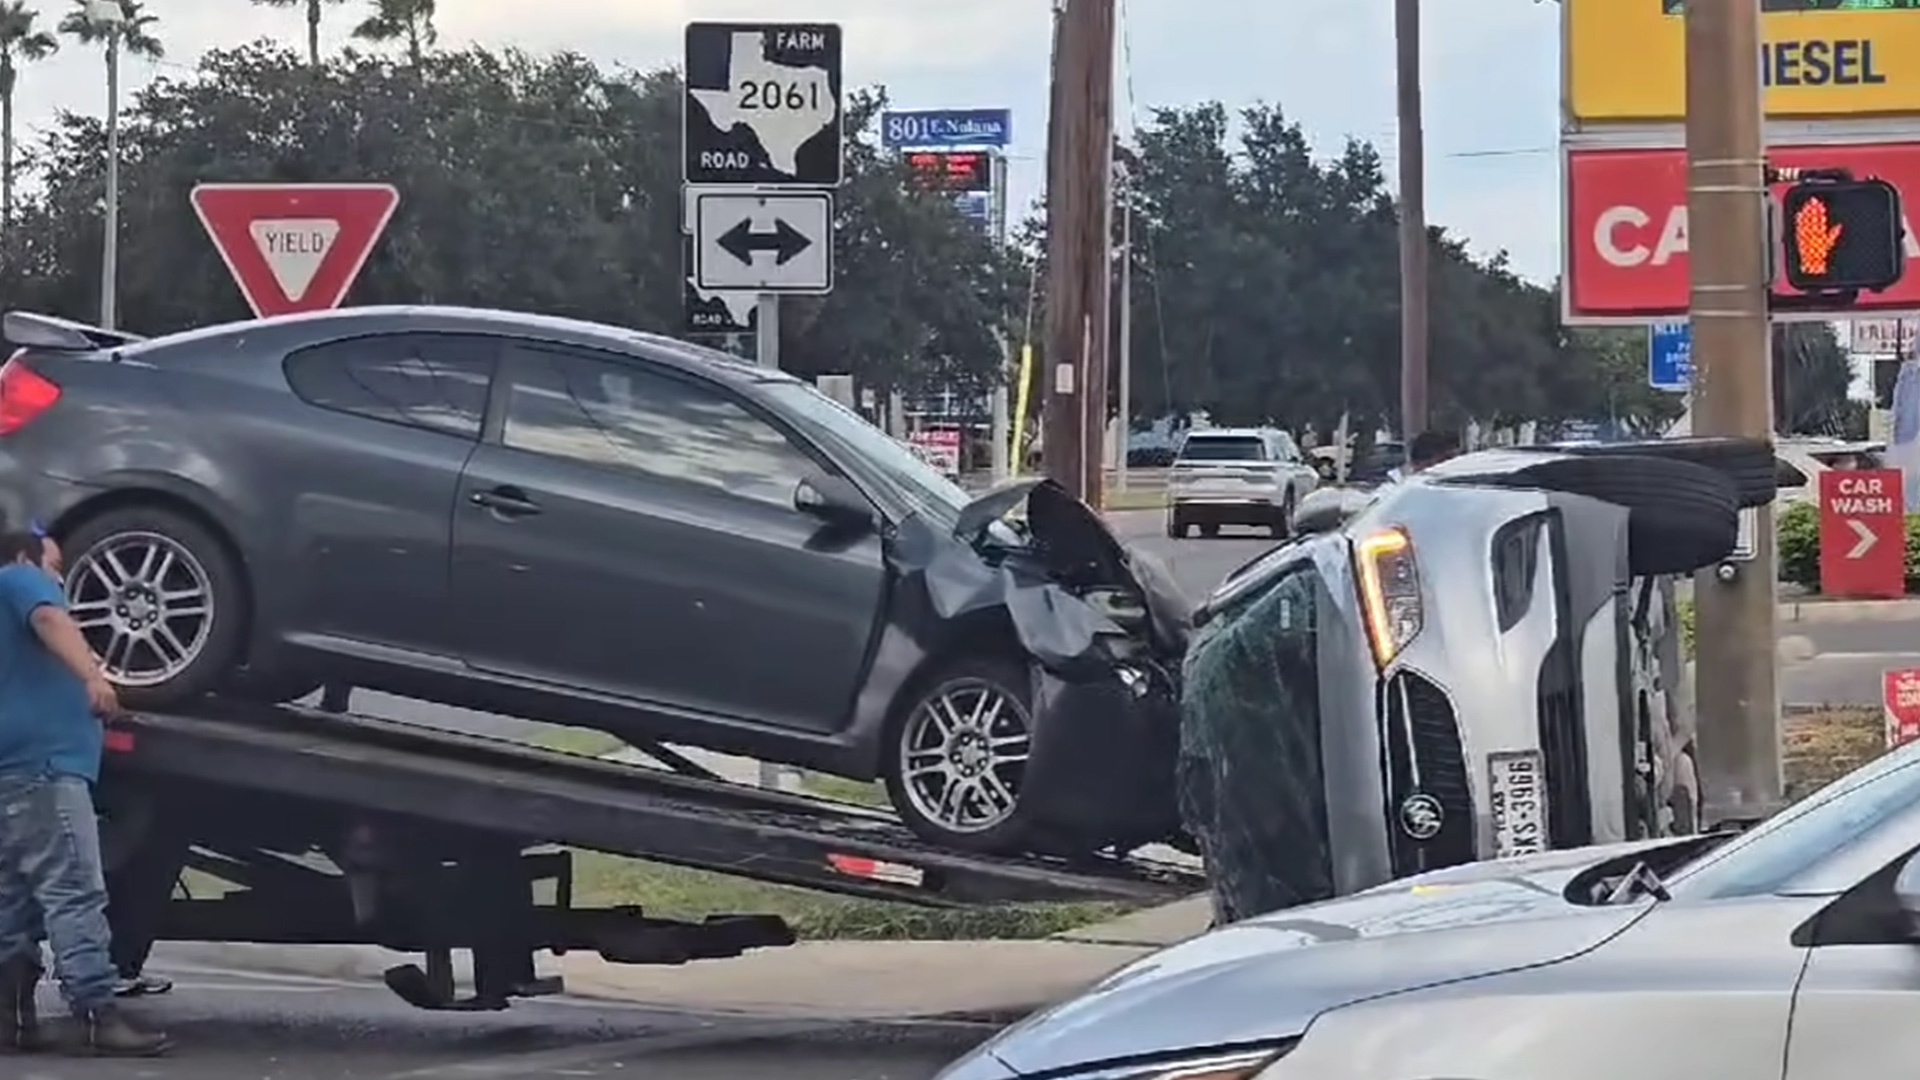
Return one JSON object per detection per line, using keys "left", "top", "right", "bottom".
{"left": 895, "top": 478, "right": 1192, "bottom": 851}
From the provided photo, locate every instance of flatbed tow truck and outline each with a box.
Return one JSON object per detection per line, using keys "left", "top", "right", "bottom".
{"left": 92, "top": 698, "right": 1203, "bottom": 1011}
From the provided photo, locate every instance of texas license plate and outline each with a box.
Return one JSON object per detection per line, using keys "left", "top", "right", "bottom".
{"left": 1487, "top": 751, "right": 1547, "bottom": 859}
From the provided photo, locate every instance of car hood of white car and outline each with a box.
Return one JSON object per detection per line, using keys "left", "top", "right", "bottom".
{"left": 975, "top": 838, "right": 1682, "bottom": 1076}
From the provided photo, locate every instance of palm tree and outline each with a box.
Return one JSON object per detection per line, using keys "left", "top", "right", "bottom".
{"left": 59, "top": 0, "right": 161, "bottom": 328}
{"left": 251, "top": 0, "right": 344, "bottom": 67}
{"left": 0, "top": 2, "right": 56, "bottom": 227}
{"left": 351, "top": 0, "right": 433, "bottom": 65}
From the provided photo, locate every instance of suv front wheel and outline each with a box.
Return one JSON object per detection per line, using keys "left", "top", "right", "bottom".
{"left": 62, "top": 505, "right": 248, "bottom": 711}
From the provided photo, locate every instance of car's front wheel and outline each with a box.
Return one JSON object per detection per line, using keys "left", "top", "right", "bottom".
{"left": 61, "top": 505, "right": 248, "bottom": 711}
{"left": 883, "top": 655, "right": 1037, "bottom": 853}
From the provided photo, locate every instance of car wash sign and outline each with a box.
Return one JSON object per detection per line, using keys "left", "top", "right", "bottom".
{"left": 1820, "top": 468, "right": 1906, "bottom": 598}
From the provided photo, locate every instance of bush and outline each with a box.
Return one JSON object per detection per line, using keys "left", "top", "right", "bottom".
{"left": 1774, "top": 501, "right": 1920, "bottom": 594}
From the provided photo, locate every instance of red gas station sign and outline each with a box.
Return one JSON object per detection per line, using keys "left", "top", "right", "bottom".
{"left": 1564, "top": 142, "right": 1920, "bottom": 322}
{"left": 1818, "top": 468, "right": 1906, "bottom": 599}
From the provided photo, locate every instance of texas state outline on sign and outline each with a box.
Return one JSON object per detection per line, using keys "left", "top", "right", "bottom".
{"left": 189, "top": 183, "right": 401, "bottom": 319}
{"left": 691, "top": 26, "right": 840, "bottom": 181}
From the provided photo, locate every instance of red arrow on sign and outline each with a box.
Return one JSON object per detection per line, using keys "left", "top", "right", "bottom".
{"left": 189, "top": 183, "right": 400, "bottom": 318}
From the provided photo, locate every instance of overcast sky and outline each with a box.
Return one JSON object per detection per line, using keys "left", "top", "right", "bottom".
{"left": 12, "top": 0, "right": 1565, "bottom": 281}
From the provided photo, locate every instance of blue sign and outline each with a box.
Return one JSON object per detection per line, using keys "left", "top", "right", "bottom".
{"left": 1649, "top": 321, "right": 1692, "bottom": 392}
{"left": 881, "top": 108, "right": 1012, "bottom": 149}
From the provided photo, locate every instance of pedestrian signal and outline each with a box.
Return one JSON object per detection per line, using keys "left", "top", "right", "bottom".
{"left": 1780, "top": 178, "right": 1905, "bottom": 293}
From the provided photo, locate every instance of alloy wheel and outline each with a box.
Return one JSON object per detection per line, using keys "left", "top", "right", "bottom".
{"left": 899, "top": 677, "right": 1033, "bottom": 834}
{"left": 66, "top": 531, "right": 215, "bottom": 688}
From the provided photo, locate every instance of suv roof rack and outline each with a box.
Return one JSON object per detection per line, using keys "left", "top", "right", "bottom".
{"left": 3, "top": 311, "right": 146, "bottom": 352}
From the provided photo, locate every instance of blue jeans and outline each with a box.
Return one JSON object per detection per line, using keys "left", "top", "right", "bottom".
{"left": 0, "top": 770, "right": 117, "bottom": 1013}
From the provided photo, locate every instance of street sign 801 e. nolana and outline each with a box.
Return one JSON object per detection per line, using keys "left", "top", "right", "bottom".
{"left": 683, "top": 22, "right": 844, "bottom": 187}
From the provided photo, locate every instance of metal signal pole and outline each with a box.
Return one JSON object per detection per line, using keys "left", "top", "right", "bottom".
{"left": 1394, "top": 0, "right": 1428, "bottom": 443}
{"left": 1684, "top": 0, "right": 1783, "bottom": 824}
{"left": 1043, "top": 0, "right": 1116, "bottom": 505}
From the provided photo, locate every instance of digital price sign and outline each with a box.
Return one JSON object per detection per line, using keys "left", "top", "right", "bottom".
{"left": 905, "top": 150, "right": 994, "bottom": 193}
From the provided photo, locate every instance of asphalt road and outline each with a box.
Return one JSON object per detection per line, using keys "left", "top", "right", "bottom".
{"left": 26, "top": 965, "right": 989, "bottom": 1080}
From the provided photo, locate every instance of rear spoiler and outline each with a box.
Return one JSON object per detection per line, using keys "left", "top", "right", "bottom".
{"left": 3, "top": 311, "right": 146, "bottom": 352}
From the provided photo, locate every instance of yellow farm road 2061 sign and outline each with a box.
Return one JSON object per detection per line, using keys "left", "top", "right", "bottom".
{"left": 1569, "top": 0, "right": 1920, "bottom": 121}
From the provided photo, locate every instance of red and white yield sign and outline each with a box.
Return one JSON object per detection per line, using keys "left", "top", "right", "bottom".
{"left": 189, "top": 183, "right": 400, "bottom": 318}
{"left": 1818, "top": 469, "right": 1906, "bottom": 599}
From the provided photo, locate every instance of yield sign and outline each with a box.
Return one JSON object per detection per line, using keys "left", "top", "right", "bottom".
{"left": 189, "top": 183, "right": 400, "bottom": 318}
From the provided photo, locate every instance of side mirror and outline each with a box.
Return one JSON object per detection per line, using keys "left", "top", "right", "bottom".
{"left": 794, "top": 472, "right": 874, "bottom": 531}
{"left": 1894, "top": 851, "right": 1920, "bottom": 937}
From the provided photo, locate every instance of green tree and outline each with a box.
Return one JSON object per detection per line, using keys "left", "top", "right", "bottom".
{"left": 0, "top": 0, "right": 56, "bottom": 227}
{"left": 351, "top": 0, "right": 432, "bottom": 65}
{"left": 0, "top": 44, "right": 1013, "bottom": 394}
{"left": 1774, "top": 322, "right": 1853, "bottom": 435}
{"left": 58, "top": 0, "right": 161, "bottom": 57}
{"left": 251, "top": 0, "right": 345, "bottom": 66}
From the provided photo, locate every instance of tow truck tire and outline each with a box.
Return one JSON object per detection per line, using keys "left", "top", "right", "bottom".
{"left": 61, "top": 504, "right": 248, "bottom": 711}
{"left": 1499, "top": 455, "right": 1739, "bottom": 577}
{"left": 883, "top": 654, "right": 1038, "bottom": 854}
{"left": 1558, "top": 437, "right": 1777, "bottom": 508}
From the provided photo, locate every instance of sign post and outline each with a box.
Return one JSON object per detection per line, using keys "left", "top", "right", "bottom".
{"left": 1818, "top": 468, "right": 1907, "bottom": 598}
{"left": 188, "top": 183, "right": 399, "bottom": 318}
{"left": 681, "top": 22, "right": 843, "bottom": 346}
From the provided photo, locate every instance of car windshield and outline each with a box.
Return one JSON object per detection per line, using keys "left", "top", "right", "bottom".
{"left": 1666, "top": 740, "right": 1920, "bottom": 899}
{"left": 759, "top": 381, "right": 972, "bottom": 527}
{"left": 1179, "top": 436, "right": 1268, "bottom": 462}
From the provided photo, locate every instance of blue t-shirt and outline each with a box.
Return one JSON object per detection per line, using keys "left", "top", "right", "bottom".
{"left": 0, "top": 565, "right": 100, "bottom": 782}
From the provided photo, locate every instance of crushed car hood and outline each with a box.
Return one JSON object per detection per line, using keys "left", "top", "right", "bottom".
{"left": 900, "top": 478, "right": 1189, "bottom": 672}
{"left": 977, "top": 842, "right": 1664, "bottom": 1075}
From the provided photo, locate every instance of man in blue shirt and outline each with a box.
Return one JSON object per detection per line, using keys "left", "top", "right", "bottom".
{"left": 0, "top": 530, "right": 169, "bottom": 1057}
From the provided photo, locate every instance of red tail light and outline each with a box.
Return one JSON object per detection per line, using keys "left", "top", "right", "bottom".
{"left": 0, "top": 352, "right": 61, "bottom": 434}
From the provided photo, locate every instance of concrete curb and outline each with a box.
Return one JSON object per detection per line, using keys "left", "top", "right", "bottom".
{"left": 1779, "top": 598, "right": 1920, "bottom": 623}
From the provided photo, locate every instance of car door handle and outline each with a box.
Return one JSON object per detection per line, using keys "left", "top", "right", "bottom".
{"left": 470, "top": 486, "right": 542, "bottom": 516}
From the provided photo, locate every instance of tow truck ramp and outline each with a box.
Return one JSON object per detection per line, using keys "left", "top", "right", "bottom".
{"left": 100, "top": 702, "right": 1202, "bottom": 1010}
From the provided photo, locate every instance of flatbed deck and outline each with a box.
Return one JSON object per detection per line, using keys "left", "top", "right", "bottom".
{"left": 103, "top": 701, "right": 1202, "bottom": 907}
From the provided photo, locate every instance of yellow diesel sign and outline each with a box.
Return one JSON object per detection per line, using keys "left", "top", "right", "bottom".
{"left": 1568, "top": 0, "right": 1920, "bottom": 121}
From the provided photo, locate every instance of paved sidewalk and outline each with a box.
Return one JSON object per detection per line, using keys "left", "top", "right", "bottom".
{"left": 150, "top": 892, "right": 1212, "bottom": 1022}
{"left": 154, "top": 937, "right": 1159, "bottom": 1021}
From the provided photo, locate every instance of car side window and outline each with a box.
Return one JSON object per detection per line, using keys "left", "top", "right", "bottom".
{"left": 499, "top": 343, "right": 818, "bottom": 509}
{"left": 284, "top": 333, "right": 495, "bottom": 439}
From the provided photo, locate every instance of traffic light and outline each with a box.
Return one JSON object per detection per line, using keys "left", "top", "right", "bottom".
{"left": 1780, "top": 178, "right": 1906, "bottom": 293}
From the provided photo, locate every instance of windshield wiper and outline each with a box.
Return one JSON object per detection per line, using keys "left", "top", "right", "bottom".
{"left": 1604, "top": 860, "right": 1672, "bottom": 904}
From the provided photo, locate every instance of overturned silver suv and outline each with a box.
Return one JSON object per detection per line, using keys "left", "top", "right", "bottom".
{"left": 1179, "top": 437, "right": 1775, "bottom": 920}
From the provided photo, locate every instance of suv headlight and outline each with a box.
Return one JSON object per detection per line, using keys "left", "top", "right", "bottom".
{"left": 1354, "top": 526, "right": 1422, "bottom": 667}
{"left": 1073, "top": 1046, "right": 1298, "bottom": 1080}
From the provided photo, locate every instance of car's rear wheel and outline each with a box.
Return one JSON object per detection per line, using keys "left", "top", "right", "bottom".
{"left": 883, "top": 655, "right": 1036, "bottom": 853}
{"left": 62, "top": 505, "right": 248, "bottom": 711}
{"left": 1198, "top": 523, "right": 1221, "bottom": 539}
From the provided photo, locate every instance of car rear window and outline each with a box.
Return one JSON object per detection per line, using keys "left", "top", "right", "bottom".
{"left": 1178, "top": 436, "right": 1268, "bottom": 462}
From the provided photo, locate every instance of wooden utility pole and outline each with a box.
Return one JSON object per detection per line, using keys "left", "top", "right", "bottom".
{"left": 1043, "top": 0, "right": 1116, "bottom": 506}
{"left": 1684, "top": 0, "right": 1782, "bottom": 824}
{"left": 1394, "top": 0, "right": 1428, "bottom": 443}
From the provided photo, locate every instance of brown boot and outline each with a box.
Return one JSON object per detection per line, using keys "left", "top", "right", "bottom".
{"left": 75, "top": 1003, "right": 170, "bottom": 1057}
{"left": 0, "top": 954, "right": 43, "bottom": 1053}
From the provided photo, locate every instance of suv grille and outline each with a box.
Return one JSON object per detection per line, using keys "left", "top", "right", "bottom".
{"left": 1378, "top": 672, "right": 1475, "bottom": 876}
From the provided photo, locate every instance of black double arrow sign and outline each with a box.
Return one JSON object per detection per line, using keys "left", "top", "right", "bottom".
{"left": 717, "top": 218, "right": 812, "bottom": 266}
